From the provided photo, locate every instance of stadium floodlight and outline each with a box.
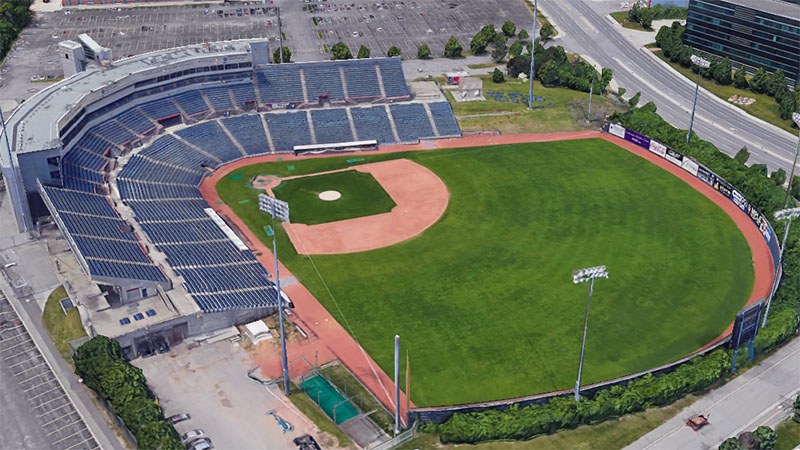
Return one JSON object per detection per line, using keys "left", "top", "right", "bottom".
{"left": 258, "top": 193, "right": 291, "bottom": 396}
{"left": 762, "top": 207, "right": 800, "bottom": 328}
{"left": 527, "top": 0, "right": 537, "bottom": 111}
{"left": 571, "top": 265, "right": 608, "bottom": 401}
{"left": 686, "top": 54, "right": 710, "bottom": 144}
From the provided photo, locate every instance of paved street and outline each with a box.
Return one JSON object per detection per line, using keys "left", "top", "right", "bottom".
{"left": 626, "top": 336, "right": 800, "bottom": 450}
{"left": 540, "top": 0, "right": 799, "bottom": 172}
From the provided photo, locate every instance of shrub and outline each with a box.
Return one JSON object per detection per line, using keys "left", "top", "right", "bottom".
{"left": 734, "top": 146, "right": 750, "bottom": 164}
{"left": 734, "top": 65, "right": 749, "bottom": 89}
{"left": 719, "top": 437, "right": 743, "bottom": 450}
{"left": 518, "top": 29, "right": 529, "bottom": 40}
{"left": 540, "top": 22, "right": 555, "bottom": 41}
{"left": 628, "top": 91, "right": 641, "bottom": 107}
{"left": 331, "top": 41, "right": 352, "bottom": 59}
{"left": 754, "top": 425, "right": 777, "bottom": 450}
{"left": 357, "top": 44, "right": 370, "bottom": 59}
{"left": 272, "top": 46, "right": 291, "bottom": 63}
{"left": 491, "top": 35, "right": 507, "bottom": 62}
{"left": 387, "top": 45, "right": 401, "bottom": 57}
{"left": 509, "top": 41, "right": 523, "bottom": 58}
{"left": 444, "top": 36, "right": 462, "bottom": 57}
{"left": 492, "top": 68, "right": 505, "bottom": 83}
{"left": 417, "top": 44, "right": 431, "bottom": 59}
{"left": 502, "top": 20, "right": 515, "bottom": 37}
{"left": 714, "top": 57, "right": 732, "bottom": 85}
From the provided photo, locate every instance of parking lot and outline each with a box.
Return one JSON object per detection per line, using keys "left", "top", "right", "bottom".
{"left": 0, "top": 292, "right": 98, "bottom": 450}
{"left": 133, "top": 338, "right": 326, "bottom": 450}
{"left": 306, "top": 0, "right": 533, "bottom": 58}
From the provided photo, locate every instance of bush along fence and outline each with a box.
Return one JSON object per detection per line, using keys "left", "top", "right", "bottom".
{"left": 414, "top": 105, "right": 799, "bottom": 443}
{"left": 73, "top": 336, "right": 183, "bottom": 450}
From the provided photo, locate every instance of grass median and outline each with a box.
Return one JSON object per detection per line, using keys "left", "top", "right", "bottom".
{"left": 42, "top": 286, "right": 86, "bottom": 361}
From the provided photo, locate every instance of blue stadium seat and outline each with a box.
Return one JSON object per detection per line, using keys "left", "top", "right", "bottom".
{"left": 141, "top": 135, "right": 217, "bottom": 171}
{"left": 138, "top": 98, "right": 182, "bottom": 122}
{"left": 203, "top": 87, "right": 235, "bottom": 111}
{"left": 230, "top": 83, "right": 257, "bottom": 107}
{"left": 220, "top": 115, "right": 269, "bottom": 155}
{"left": 117, "top": 180, "right": 203, "bottom": 200}
{"left": 303, "top": 62, "right": 346, "bottom": 102}
{"left": 428, "top": 102, "right": 461, "bottom": 137}
{"left": 377, "top": 60, "right": 410, "bottom": 98}
{"left": 175, "top": 121, "right": 242, "bottom": 163}
{"left": 173, "top": 91, "right": 210, "bottom": 116}
{"left": 342, "top": 61, "right": 382, "bottom": 98}
{"left": 118, "top": 155, "right": 205, "bottom": 185}
{"left": 310, "top": 109, "right": 353, "bottom": 144}
{"left": 390, "top": 103, "right": 435, "bottom": 142}
{"left": 116, "top": 108, "right": 157, "bottom": 135}
{"left": 264, "top": 111, "right": 313, "bottom": 151}
{"left": 351, "top": 106, "right": 395, "bottom": 143}
{"left": 256, "top": 66, "right": 304, "bottom": 103}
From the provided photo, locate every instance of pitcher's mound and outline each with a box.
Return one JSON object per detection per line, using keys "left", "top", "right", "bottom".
{"left": 319, "top": 190, "right": 342, "bottom": 201}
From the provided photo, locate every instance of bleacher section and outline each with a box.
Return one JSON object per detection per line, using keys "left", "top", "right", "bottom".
{"left": 220, "top": 115, "right": 269, "bottom": 155}
{"left": 203, "top": 87, "right": 235, "bottom": 112}
{"left": 256, "top": 66, "right": 305, "bottom": 104}
{"left": 175, "top": 121, "right": 242, "bottom": 162}
{"left": 44, "top": 58, "right": 460, "bottom": 315}
{"left": 303, "top": 63, "right": 346, "bottom": 102}
{"left": 429, "top": 102, "right": 461, "bottom": 137}
{"left": 351, "top": 106, "right": 395, "bottom": 143}
{"left": 390, "top": 103, "right": 435, "bottom": 142}
{"left": 173, "top": 91, "right": 210, "bottom": 116}
{"left": 377, "top": 60, "right": 410, "bottom": 98}
{"left": 40, "top": 186, "right": 167, "bottom": 282}
{"left": 265, "top": 112, "right": 313, "bottom": 150}
{"left": 310, "top": 109, "right": 353, "bottom": 144}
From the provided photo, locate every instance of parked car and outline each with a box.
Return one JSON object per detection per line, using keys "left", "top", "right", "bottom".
{"left": 187, "top": 437, "right": 212, "bottom": 450}
{"left": 181, "top": 429, "right": 204, "bottom": 443}
{"left": 293, "top": 435, "right": 321, "bottom": 450}
{"left": 166, "top": 413, "right": 191, "bottom": 424}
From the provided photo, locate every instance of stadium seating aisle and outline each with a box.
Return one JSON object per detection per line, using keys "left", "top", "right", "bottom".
{"left": 342, "top": 62, "right": 383, "bottom": 98}
{"left": 230, "top": 83, "right": 257, "bottom": 108}
{"left": 93, "top": 120, "right": 138, "bottom": 146}
{"left": 303, "top": 63, "right": 346, "bottom": 102}
{"left": 117, "top": 180, "right": 203, "bottom": 200}
{"left": 220, "top": 115, "right": 270, "bottom": 155}
{"left": 351, "top": 106, "right": 395, "bottom": 143}
{"left": 429, "top": 102, "right": 462, "bottom": 137}
{"left": 310, "top": 109, "right": 354, "bottom": 144}
{"left": 203, "top": 86, "right": 235, "bottom": 112}
{"left": 119, "top": 155, "right": 205, "bottom": 185}
{"left": 141, "top": 135, "right": 217, "bottom": 171}
{"left": 377, "top": 60, "right": 410, "bottom": 98}
{"left": 138, "top": 98, "right": 181, "bottom": 122}
{"left": 173, "top": 91, "right": 210, "bottom": 116}
{"left": 390, "top": 103, "right": 435, "bottom": 142}
{"left": 175, "top": 121, "right": 243, "bottom": 163}
{"left": 256, "top": 65, "right": 305, "bottom": 103}
{"left": 264, "top": 111, "right": 313, "bottom": 150}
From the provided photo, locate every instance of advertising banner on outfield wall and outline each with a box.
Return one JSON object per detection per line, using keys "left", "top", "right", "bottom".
{"left": 665, "top": 148, "right": 683, "bottom": 166}
{"left": 697, "top": 166, "right": 714, "bottom": 186}
{"left": 648, "top": 140, "right": 667, "bottom": 158}
{"left": 609, "top": 123, "right": 626, "bottom": 139}
{"left": 624, "top": 129, "right": 651, "bottom": 149}
{"left": 731, "top": 189, "right": 748, "bottom": 212}
{"left": 681, "top": 158, "right": 699, "bottom": 176}
{"left": 713, "top": 177, "right": 733, "bottom": 198}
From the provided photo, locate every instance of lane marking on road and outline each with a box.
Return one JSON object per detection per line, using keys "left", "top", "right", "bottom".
{"left": 641, "top": 344, "right": 800, "bottom": 449}
{"left": 721, "top": 386, "right": 800, "bottom": 447}
{"left": 581, "top": 16, "right": 598, "bottom": 34}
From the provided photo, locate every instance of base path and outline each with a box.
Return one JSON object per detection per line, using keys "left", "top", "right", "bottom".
{"left": 198, "top": 130, "right": 773, "bottom": 416}
{"left": 259, "top": 159, "right": 449, "bottom": 255}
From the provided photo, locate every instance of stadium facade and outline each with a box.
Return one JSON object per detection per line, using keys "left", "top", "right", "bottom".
{"left": 683, "top": 0, "right": 800, "bottom": 84}
{"left": 0, "top": 39, "right": 460, "bottom": 357}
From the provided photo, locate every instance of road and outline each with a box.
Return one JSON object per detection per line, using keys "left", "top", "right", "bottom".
{"left": 625, "top": 336, "right": 800, "bottom": 450}
{"left": 539, "top": 0, "right": 799, "bottom": 173}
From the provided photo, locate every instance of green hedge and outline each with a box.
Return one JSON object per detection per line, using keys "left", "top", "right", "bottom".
{"left": 436, "top": 105, "right": 799, "bottom": 445}
{"left": 73, "top": 336, "right": 183, "bottom": 450}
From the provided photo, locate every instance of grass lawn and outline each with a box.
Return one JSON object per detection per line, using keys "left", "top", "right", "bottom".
{"left": 775, "top": 418, "right": 800, "bottom": 450}
{"left": 445, "top": 76, "right": 623, "bottom": 134}
{"left": 273, "top": 170, "right": 395, "bottom": 225}
{"left": 279, "top": 381, "right": 353, "bottom": 448}
{"left": 652, "top": 50, "right": 797, "bottom": 134}
{"left": 217, "top": 139, "right": 753, "bottom": 407}
{"left": 609, "top": 11, "right": 651, "bottom": 31}
{"left": 42, "top": 286, "right": 87, "bottom": 361}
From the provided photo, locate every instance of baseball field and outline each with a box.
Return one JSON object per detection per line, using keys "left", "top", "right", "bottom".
{"left": 215, "top": 138, "right": 754, "bottom": 407}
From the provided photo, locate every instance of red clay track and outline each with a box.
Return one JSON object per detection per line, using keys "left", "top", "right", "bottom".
{"left": 198, "top": 130, "right": 773, "bottom": 415}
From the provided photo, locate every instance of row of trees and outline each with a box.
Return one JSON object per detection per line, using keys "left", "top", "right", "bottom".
{"left": 73, "top": 336, "right": 182, "bottom": 450}
{"left": 718, "top": 425, "right": 777, "bottom": 450}
{"left": 656, "top": 23, "right": 799, "bottom": 121}
{"left": 0, "top": 0, "right": 32, "bottom": 62}
{"left": 627, "top": 3, "right": 687, "bottom": 29}
{"left": 330, "top": 42, "right": 404, "bottom": 60}
{"left": 506, "top": 40, "right": 613, "bottom": 93}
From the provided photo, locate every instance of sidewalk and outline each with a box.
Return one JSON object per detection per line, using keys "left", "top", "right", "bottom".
{"left": 625, "top": 336, "right": 800, "bottom": 450}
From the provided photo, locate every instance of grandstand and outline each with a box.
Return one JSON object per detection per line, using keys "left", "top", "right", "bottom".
{"left": 0, "top": 39, "right": 460, "bottom": 357}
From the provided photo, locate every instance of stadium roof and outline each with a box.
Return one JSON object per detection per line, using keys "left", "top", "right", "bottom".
{"left": 712, "top": 0, "right": 800, "bottom": 20}
{"left": 0, "top": 40, "right": 258, "bottom": 167}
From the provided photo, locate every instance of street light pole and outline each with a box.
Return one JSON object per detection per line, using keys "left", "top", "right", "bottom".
{"left": 571, "top": 265, "right": 609, "bottom": 401}
{"left": 761, "top": 207, "right": 800, "bottom": 328}
{"left": 686, "top": 55, "right": 710, "bottom": 144}
{"left": 527, "top": 0, "right": 537, "bottom": 111}
{"left": 782, "top": 112, "right": 800, "bottom": 209}
{"left": 587, "top": 73, "right": 595, "bottom": 122}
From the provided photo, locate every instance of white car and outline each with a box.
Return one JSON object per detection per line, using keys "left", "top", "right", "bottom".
{"left": 181, "top": 429, "right": 204, "bottom": 444}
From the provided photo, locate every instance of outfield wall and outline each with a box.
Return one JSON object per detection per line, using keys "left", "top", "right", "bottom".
{"left": 408, "top": 124, "right": 783, "bottom": 424}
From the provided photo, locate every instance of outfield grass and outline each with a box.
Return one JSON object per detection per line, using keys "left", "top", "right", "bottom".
{"left": 652, "top": 50, "right": 797, "bottom": 134}
{"left": 42, "top": 286, "right": 86, "bottom": 361}
{"left": 217, "top": 139, "right": 753, "bottom": 407}
{"left": 273, "top": 170, "right": 395, "bottom": 225}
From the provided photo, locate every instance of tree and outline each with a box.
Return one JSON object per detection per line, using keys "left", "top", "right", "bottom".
{"left": 502, "top": 20, "right": 516, "bottom": 37}
{"left": 792, "top": 176, "right": 800, "bottom": 200}
{"left": 357, "top": 44, "right": 370, "bottom": 59}
{"left": 601, "top": 68, "right": 613, "bottom": 92}
{"left": 640, "top": 7, "right": 653, "bottom": 29}
{"left": 793, "top": 395, "right": 800, "bottom": 423}
{"left": 718, "top": 437, "right": 742, "bottom": 450}
{"left": 734, "top": 146, "right": 750, "bottom": 165}
{"left": 506, "top": 54, "right": 530, "bottom": 78}
{"left": 118, "top": 395, "right": 162, "bottom": 434}
{"left": 387, "top": 45, "right": 402, "bottom": 57}
{"left": 331, "top": 41, "right": 352, "bottom": 60}
{"left": 765, "top": 69, "right": 785, "bottom": 97}
{"left": 470, "top": 30, "right": 490, "bottom": 54}
{"left": 518, "top": 29, "right": 529, "bottom": 40}
{"left": 714, "top": 57, "right": 732, "bottom": 85}
{"left": 749, "top": 68, "right": 768, "bottom": 93}
{"left": 491, "top": 35, "right": 507, "bottom": 62}
{"left": 417, "top": 44, "right": 431, "bottom": 59}
{"left": 628, "top": 3, "right": 641, "bottom": 23}
{"left": 628, "top": 91, "right": 642, "bottom": 107}
{"left": 540, "top": 22, "right": 556, "bottom": 41}
{"left": 538, "top": 60, "right": 559, "bottom": 86}
{"left": 678, "top": 45, "right": 693, "bottom": 68}
{"left": 272, "top": 46, "right": 291, "bottom": 63}
{"left": 444, "top": 36, "right": 463, "bottom": 57}
{"left": 776, "top": 86, "right": 797, "bottom": 120}
{"left": 734, "top": 65, "right": 749, "bottom": 89}
{"left": 509, "top": 40, "right": 523, "bottom": 58}
{"left": 701, "top": 56, "right": 717, "bottom": 80}
{"left": 98, "top": 362, "right": 147, "bottom": 409}
{"left": 137, "top": 421, "right": 183, "bottom": 450}
{"left": 492, "top": 68, "right": 505, "bottom": 83}
{"left": 771, "top": 168, "right": 786, "bottom": 186}
{"left": 73, "top": 335, "right": 124, "bottom": 393}
{"left": 753, "top": 426, "right": 777, "bottom": 450}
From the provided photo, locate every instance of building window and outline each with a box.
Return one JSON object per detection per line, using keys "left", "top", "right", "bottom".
{"left": 50, "top": 170, "right": 61, "bottom": 180}
{"left": 46, "top": 156, "right": 61, "bottom": 167}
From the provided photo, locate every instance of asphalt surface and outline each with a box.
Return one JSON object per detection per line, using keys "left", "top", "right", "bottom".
{"left": 540, "top": 0, "right": 799, "bottom": 172}
{"left": 626, "top": 336, "right": 800, "bottom": 450}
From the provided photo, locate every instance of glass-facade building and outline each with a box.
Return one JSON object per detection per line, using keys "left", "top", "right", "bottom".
{"left": 684, "top": 0, "right": 800, "bottom": 84}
